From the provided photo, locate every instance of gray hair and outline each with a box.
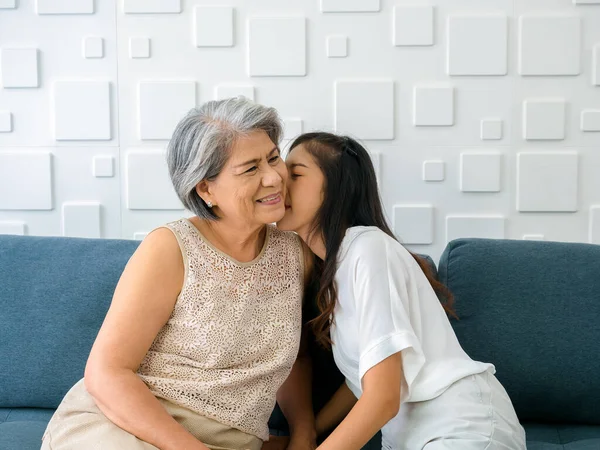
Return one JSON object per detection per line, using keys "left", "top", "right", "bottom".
{"left": 167, "top": 97, "right": 283, "bottom": 220}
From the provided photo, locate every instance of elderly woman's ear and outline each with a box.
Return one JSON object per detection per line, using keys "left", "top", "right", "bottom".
{"left": 195, "top": 181, "right": 215, "bottom": 209}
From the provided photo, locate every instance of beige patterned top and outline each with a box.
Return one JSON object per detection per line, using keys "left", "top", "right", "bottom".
{"left": 137, "top": 218, "right": 304, "bottom": 440}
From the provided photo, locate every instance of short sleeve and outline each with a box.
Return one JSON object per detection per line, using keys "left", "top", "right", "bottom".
{"left": 351, "top": 232, "right": 426, "bottom": 402}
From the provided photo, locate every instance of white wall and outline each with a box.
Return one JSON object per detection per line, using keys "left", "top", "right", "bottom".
{"left": 1, "top": 0, "right": 599, "bottom": 261}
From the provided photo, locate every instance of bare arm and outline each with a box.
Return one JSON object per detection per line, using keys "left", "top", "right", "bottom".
{"left": 84, "top": 228, "right": 209, "bottom": 450}
{"left": 317, "top": 353, "right": 402, "bottom": 450}
{"left": 314, "top": 382, "right": 357, "bottom": 438}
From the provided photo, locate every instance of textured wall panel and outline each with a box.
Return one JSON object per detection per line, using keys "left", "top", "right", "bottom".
{"left": 393, "top": 6, "right": 434, "bottom": 47}
{"left": 248, "top": 17, "right": 306, "bottom": 77}
{"left": 460, "top": 152, "right": 502, "bottom": 193}
{"left": 36, "top": 0, "right": 93, "bottom": 15}
{"left": 423, "top": 161, "right": 445, "bottom": 182}
{"left": 413, "top": 85, "right": 454, "bottom": 126}
{"left": 327, "top": 36, "right": 348, "bottom": 57}
{"left": 194, "top": 6, "right": 234, "bottom": 47}
{"left": 480, "top": 119, "right": 503, "bottom": 140}
{"left": 523, "top": 99, "right": 566, "bottom": 140}
{"left": 0, "top": 111, "right": 12, "bottom": 132}
{"left": 123, "top": 0, "right": 180, "bottom": 14}
{"left": 138, "top": 81, "right": 196, "bottom": 140}
{"left": 590, "top": 206, "right": 600, "bottom": 244}
{"left": 129, "top": 37, "right": 150, "bottom": 59}
{"left": 393, "top": 205, "right": 434, "bottom": 245}
{"left": 517, "top": 152, "right": 578, "bottom": 212}
{"left": 447, "top": 15, "right": 507, "bottom": 76}
{"left": 126, "top": 150, "right": 184, "bottom": 210}
{"left": 581, "top": 110, "right": 600, "bottom": 132}
{"left": 446, "top": 216, "right": 505, "bottom": 242}
{"left": 0, "top": 221, "right": 25, "bottom": 235}
{"left": 93, "top": 155, "right": 115, "bottom": 178}
{"left": 0, "top": 151, "right": 52, "bottom": 210}
{"left": 0, "top": 1, "right": 16, "bottom": 8}
{"left": 594, "top": 44, "right": 600, "bottom": 86}
{"left": 320, "top": 0, "right": 380, "bottom": 13}
{"left": 62, "top": 202, "right": 101, "bottom": 238}
{"left": 519, "top": 15, "right": 581, "bottom": 76}
{"left": 0, "top": 48, "right": 39, "bottom": 88}
{"left": 83, "top": 37, "right": 104, "bottom": 59}
{"left": 215, "top": 85, "right": 254, "bottom": 101}
{"left": 283, "top": 119, "right": 303, "bottom": 141}
{"left": 335, "top": 80, "right": 394, "bottom": 139}
{"left": 53, "top": 81, "right": 111, "bottom": 140}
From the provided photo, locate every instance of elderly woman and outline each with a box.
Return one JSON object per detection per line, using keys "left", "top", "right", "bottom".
{"left": 41, "top": 98, "right": 315, "bottom": 450}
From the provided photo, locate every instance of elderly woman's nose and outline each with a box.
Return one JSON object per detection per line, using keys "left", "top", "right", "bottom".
{"left": 261, "top": 164, "right": 284, "bottom": 186}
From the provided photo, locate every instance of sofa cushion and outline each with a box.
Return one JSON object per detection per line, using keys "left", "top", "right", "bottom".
{"left": 525, "top": 423, "right": 600, "bottom": 450}
{"left": 0, "top": 235, "right": 140, "bottom": 408}
{"left": 0, "top": 407, "right": 55, "bottom": 450}
{"left": 438, "top": 238, "right": 600, "bottom": 425}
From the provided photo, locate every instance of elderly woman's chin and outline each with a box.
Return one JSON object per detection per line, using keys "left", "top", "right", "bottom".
{"left": 255, "top": 196, "right": 286, "bottom": 224}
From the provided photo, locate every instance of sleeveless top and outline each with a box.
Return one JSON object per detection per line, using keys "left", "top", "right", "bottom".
{"left": 137, "top": 218, "right": 304, "bottom": 440}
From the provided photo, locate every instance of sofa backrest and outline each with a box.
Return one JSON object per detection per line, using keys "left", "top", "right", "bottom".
{"left": 0, "top": 235, "right": 140, "bottom": 408}
{"left": 438, "top": 238, "right": 600, "bottom": 425}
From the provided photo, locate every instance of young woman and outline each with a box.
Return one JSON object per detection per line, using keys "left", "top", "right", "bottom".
{"left": 277, "top": 132, "right": 526, "bottom": 450}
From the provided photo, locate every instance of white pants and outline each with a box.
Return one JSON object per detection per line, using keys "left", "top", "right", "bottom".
{"left": 382, "top": 370, "right": 526, "bottom": 450}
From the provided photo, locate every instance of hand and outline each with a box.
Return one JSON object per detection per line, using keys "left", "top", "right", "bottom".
{"left": 261, "top": 435, "right": 290, "bottom": 450}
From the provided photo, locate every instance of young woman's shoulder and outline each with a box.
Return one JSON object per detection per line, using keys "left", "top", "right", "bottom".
{"left": 343, "top": 226, "right": 408, "bottom": 257}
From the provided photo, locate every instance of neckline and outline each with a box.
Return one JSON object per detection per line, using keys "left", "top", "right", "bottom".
{"left": 182, "top": 217, "right": 271, "bottom": 267}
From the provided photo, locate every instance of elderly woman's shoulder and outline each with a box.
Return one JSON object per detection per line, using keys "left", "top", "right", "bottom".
{"left": 269, "top": 225, "right": 303, "bottom": 247}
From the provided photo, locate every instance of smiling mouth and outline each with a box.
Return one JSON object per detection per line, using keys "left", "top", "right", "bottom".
{"left": 256, "top": 193, "right": 282, "bottom": 205}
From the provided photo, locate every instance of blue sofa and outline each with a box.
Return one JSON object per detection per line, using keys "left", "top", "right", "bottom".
{"left": 1, "top": 234, "right": 599, "bottom": 449}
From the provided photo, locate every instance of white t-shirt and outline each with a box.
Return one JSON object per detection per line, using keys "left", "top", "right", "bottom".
{"left": 331, "top": 227, "right": 494, "bottom": 444}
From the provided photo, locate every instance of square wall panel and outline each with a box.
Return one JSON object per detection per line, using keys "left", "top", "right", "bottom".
{"left": 590, "top": 206, "right": 600, "bottom": 244}
{"left": 393, "top": 6, "right": 434, "bottom": 46}
{"left": 446, "top": 216, "right": 505, "bottom": 242}
{"left": 574, "top": 0, "right": 600, "bottom": 4}
{"left": 53, "top": 81, "right": 111, "bottom": 141}
{"left": 0, "top": 222, "right": 25, "bottom": 235}
{"left": 83, "top": 37, "right": 104, "bottom": 59}
{"left": 215, "top": 84, "right": 254, "bottom": 101}
{"left": 519, "top": 15, "right": 581, "bottom": 76}
{"left": 327, "top": 36, "right": 348, "bottom": 57}
{"left": 447, "top": 15, "right": 507, "bottom": 76}
{"left": 93, "top": 155, "right": 114, "bottom": 178}
{"left": 423, "top": 160, "right": 445, "bottom": 182}
{"left": 138, "top": 81, "right": 196, "bottom": 140}
{"left": 517, "top": 152, "right": 578, "bottom": 212}
{"left": 194, "top": 6, "right": 234, "bottom": 47}
{"left": 248, "top": 17, "right": 306, "bottom": 77}
{"left": 393, "top": 205, "right": 434, "bottom": 245}
{"left": 321, "top": 0, "right": 380, "bottom": 12}
{"left": 62, "top": 202, "right": 101, "bottom": 238}
{"left": 581, "top": 110, "right": 600, "bottom": 132}
{"left": 0, "top": 111, "right": 12, "bottom": 132}
{"left": 335, "top": 80, "right": 394, "bottom": 139}
{"left": 129, "top": 37, "right": 150, "bottom": 58}
{"left": 413, "top": 85, "right": 454, "bottom": 126}
{"left": 0, "top": 48, "right": 39, "bottom": 88}
{"left": 36, "top": 0, "right": 93, "bottom": 14}
{"left": 124, "top": 0, "right": 181, "bottom": 14}
{"left": 594, "top": 44, "right": 600, "bottom": 86}
{"left": 0, "top": 1, "right": 17, "bottom": 8}
{"left": 283, "top": 118, "right": 303, "bottom": 140}
{"left": 481, "top": 119, "right": 503, "bottom": 140}
{"left": 523, "top": 99, "right": 565, "bottom": 140}
{"left": 460, "top": 152, "right": 502, "bottom": 192}
{"left": 126, "top": 150, "right": 184, "bottom": 210}
{"left": 0, "top": 151, "right": 52, "bottom": 210}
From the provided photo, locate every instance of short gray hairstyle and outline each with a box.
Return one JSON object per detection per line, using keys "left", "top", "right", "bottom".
{"left": 167, "top": 97, "right": 283, "bottom": 220}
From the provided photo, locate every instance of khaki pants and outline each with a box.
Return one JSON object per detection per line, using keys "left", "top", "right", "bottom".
{"left": 41, "top": 379, "right": 262, "bottom": 450}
